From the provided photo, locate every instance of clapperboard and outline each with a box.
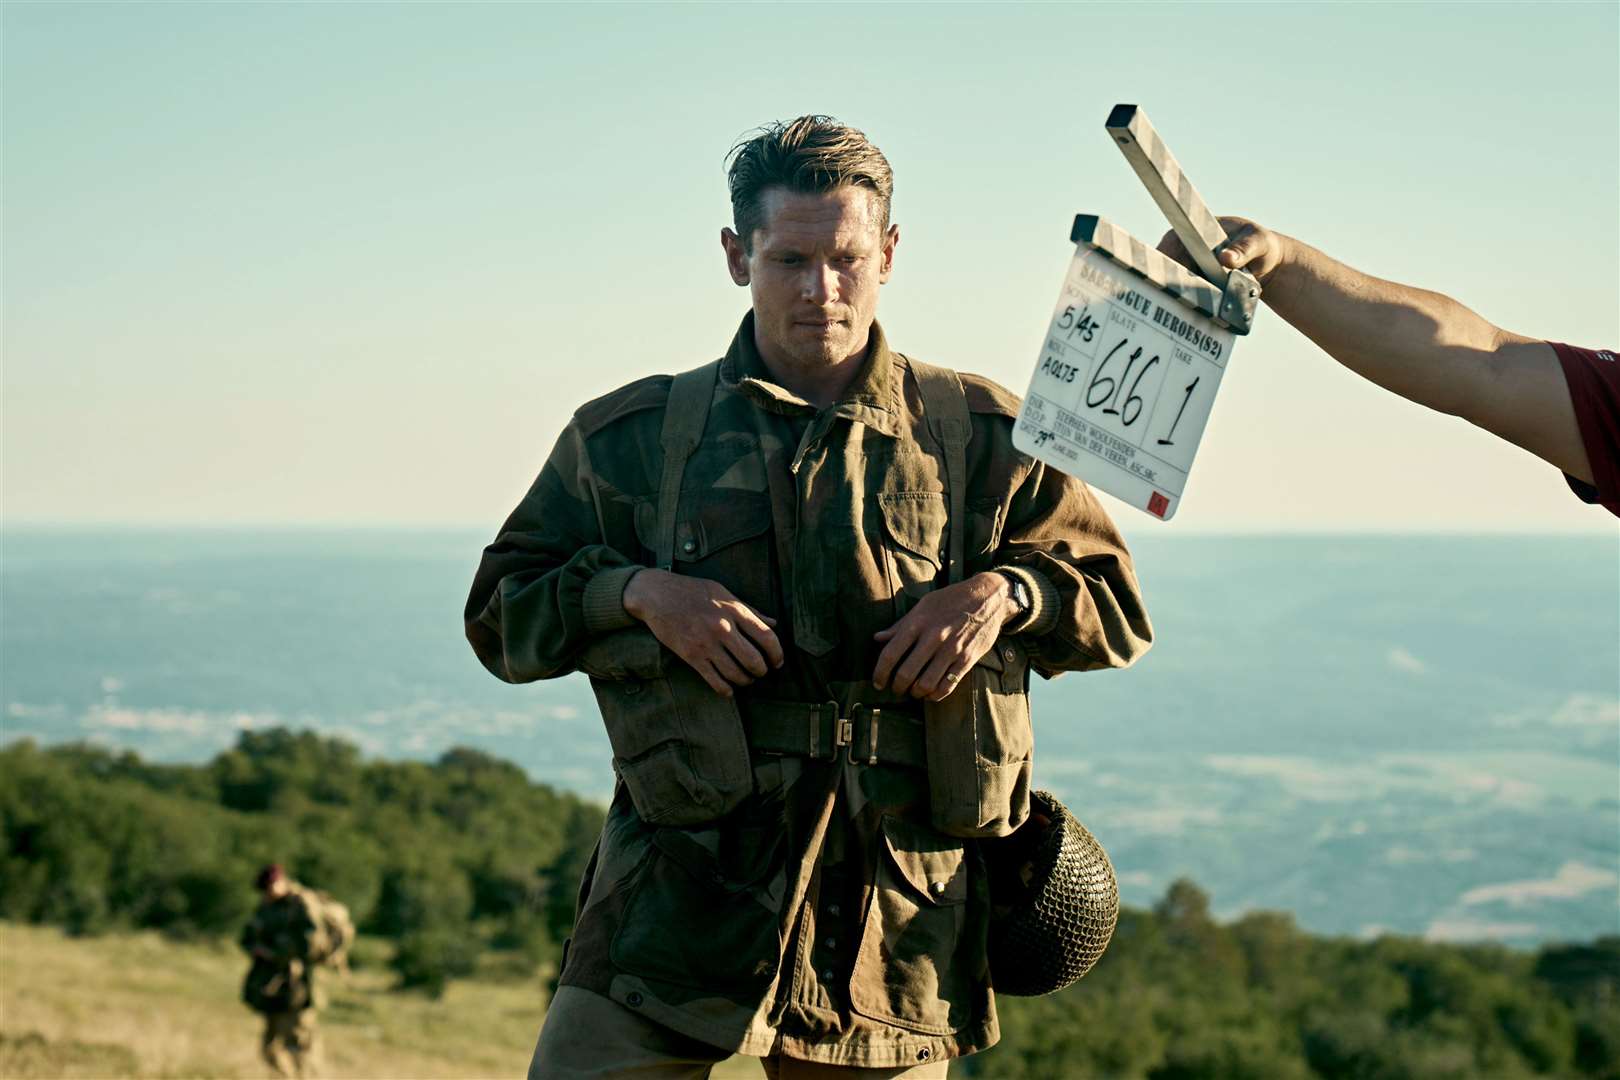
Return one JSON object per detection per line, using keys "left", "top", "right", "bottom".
{"left": 1014, "top": 105, "right": 1261, "bottom": 521}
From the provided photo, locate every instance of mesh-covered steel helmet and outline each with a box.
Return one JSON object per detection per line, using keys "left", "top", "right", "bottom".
{"left": 985, "top": 789, "right": 1118, "bottom": 997}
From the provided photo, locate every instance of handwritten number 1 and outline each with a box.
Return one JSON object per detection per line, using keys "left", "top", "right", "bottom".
{"left": 1158, "top": 377, "right": 1200, "bottom": 446}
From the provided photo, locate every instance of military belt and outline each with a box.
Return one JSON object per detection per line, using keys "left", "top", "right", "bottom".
{"left": 740, "top": 700, "right": 927, "bottom": 770}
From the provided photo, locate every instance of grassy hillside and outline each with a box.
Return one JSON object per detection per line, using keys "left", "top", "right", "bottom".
{"left": 0, "top": 922, "right": 766, "bottom": 1079}
{"left": 6, "top": 736, "right": 1618, "bottom": 1079}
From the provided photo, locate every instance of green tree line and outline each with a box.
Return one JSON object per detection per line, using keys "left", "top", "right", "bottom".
{"left": 0, "top": 730, "right": 602, "bottom": 993}
{"left": 2, "top": 731, "right": 1616, "bottom": 1077}
{"left": 978, "top": 880, "right": 1619, "bottom": 1079}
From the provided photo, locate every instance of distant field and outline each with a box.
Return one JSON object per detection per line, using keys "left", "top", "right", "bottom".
{"left": 0, "top": 923, "right": 766, "bottom": 1079}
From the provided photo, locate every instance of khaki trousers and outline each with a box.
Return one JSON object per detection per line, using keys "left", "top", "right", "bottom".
{"left": 529, "top": 987, "right": 948, "bottom": 1079}
{"left": 261, "top": 1008, "right": 319, "bottom": 1078}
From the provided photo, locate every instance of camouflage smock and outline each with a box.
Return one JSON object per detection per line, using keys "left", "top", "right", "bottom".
{"left": 240, "top": 886, "right": 319, "bottom": 1014}
{"left": 464, "top": 313, "right": 1152, "bottom": 1068}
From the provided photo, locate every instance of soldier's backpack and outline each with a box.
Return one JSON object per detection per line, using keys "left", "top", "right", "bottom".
{"left": 299, "top": 888, "right": 355, "bottom": 972}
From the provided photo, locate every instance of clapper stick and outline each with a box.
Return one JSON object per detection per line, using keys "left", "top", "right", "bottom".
{"left": 1070, "top": 214, "right": 1224, "bottom": 323}
{"left": 1106, "top": 104, "right": 1229, "bottom": 285}
{"left": 1088, "top": 104, "right": 1261, "bottom": 334}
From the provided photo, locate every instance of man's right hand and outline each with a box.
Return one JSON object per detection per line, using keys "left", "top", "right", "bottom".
{"left": 621, "top": 569, "right": 784, "bottom": 697}
{"left": 1157, "top": 215, "right": 1292, "bottom": 285}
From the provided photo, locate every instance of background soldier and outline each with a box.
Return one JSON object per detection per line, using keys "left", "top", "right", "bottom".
{"left": 466, "top": 116, "right": 1153, "bottom": 1077}
{"left": 239, "top": 864, "right": 325, "bottom": 1078}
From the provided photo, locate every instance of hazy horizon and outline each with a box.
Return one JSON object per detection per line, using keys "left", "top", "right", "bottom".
{"left": 6, "top": 529, "right": 1614, "bottom": 946}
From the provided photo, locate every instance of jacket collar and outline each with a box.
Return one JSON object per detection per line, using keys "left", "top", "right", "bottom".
{"left": 721, "top": 311, "right": 903, "bottom": 437}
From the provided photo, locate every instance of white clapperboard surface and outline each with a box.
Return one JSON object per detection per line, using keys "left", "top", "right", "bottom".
{"left": 1014, "top": 105, "right": 1262, "bottom": 521}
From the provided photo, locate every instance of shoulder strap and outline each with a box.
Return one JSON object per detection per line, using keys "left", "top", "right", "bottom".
{"left": 907, "top": 358, "right": 971, "bottom": 585}
{"left": 655, "top": 360, "right": 721, "bottom": 570}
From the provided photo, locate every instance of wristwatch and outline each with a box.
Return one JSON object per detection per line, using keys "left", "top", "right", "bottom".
{"left": 997, "top": 569, "right": 1032, "bottom": 622}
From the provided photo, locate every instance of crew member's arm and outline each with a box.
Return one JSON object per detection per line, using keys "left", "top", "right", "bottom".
{"left": 1162, "top": 217, "right": 1596, "bottom": 485}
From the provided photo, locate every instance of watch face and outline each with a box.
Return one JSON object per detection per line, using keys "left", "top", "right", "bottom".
{"left": 999, "top": 570, "right": 1031, "bottom": 614}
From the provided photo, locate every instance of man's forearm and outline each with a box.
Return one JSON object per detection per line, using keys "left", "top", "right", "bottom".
{"left": 1255, "top": 233, "right": 1592, "bottom": 483}
{"left": 1261, "top": 236, "right": 1516, "bottom": 418}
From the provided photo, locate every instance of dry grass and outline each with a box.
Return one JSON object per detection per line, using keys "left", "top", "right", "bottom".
{"left": 0, "top": 923, "right": 766, "bottom": 1079}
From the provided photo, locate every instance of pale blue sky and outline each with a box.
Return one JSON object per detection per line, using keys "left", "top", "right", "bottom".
{"left": 4, "top": 2, "right": 1617, "bottom": 531}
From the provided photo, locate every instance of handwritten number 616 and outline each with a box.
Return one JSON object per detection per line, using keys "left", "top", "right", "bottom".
{"left": 1085, "top": 339, "right": 1159, "bottom": 426}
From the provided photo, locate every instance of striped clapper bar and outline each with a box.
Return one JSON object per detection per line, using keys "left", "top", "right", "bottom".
{"left": 1082, "top": 104, "right": 1260, "bottom": 333}
{"left": 1013, "top": 104, "right": 1261, "bottom": 521}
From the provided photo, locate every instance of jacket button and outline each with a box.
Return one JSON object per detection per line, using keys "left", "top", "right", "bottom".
{"left": 917, "top": 1048, "right": 931, "bottom": 1061}
{"left": 928, "top": 881, "right": 946, "bottom": 897}
{"left": 821, "top": 968, "right": 835, "bottom": 982}
{"left": 626, "top": 991, "right": 643, "bottom": 1007}
{"left": 681, "top": 539, "right": 696, "bottom": 554}
{"left": 823, "top": 937, "right": 837, "bottom": 950}
{"left": 1002, "top": 645, "right": 1016, "bottom": 663}
{"left": 827, "top": 903, "right": 841, "bottom": 918}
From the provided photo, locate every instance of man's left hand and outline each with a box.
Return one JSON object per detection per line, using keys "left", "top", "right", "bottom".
{"left": 872, "top": 572, "right": 1018, "bottom": 701}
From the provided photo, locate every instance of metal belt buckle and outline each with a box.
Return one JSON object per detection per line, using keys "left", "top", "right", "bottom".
{"left": 822, "top": 704, "right": 884, "bottom": 765}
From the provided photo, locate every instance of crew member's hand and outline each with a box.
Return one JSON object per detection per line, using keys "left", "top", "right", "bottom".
{"left": 622, "top": 569, "right": 783, "bottom": 698}
{"left": 1157, "top": 215, "right": 1292, "bottom": 285}
{"left": 872, "top": 572, "right": 1019, "bottom": 702}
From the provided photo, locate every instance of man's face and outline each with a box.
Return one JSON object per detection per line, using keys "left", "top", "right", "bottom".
{"left": 721, "top": 185, "right": 898, "bottom": 376}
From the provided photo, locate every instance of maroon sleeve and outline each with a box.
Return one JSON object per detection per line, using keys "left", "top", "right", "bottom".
{"left": 1551, "top": 342, "right": 1620, "bottom": 518}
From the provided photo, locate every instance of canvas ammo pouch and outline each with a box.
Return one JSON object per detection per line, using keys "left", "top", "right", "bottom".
{"left": 911, "top": 360, "right": 1034, "bottom": 839}
{"left": 579, "top": 360, "right": 753, "bottom": 828}
{"left": 579, "top": 626, "right": 752, "bottom": 826}
{"left": 923, "top": 636, "right": 1034, "bottom": 838}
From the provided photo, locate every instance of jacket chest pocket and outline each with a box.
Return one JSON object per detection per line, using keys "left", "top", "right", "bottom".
{"left": 637, "top": 490, "right": 775, "bottom": 614}
{"left": 877, "top": 491, "right": 946, "bottom": 611}
{"left": 580, "top": 628, "right": 753, "bottom": 828}
{"left": 849, "top": 815, "right": 988, "bottom": 1035}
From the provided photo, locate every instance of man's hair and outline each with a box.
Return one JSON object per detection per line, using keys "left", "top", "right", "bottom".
{"left": 254, "top": 863, "right": 284, "bottom": 890}
{"left": 726, "top": 115, "right": 894, "bottom": 251}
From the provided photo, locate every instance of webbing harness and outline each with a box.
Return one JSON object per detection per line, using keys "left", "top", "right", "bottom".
{"left": 654, "top": 361, "right": 721, "bottom": 570}
{"left": 652, "top": 353, "right": 970, "bottom": 768}
{"left": 906, "top": 356, "right": 971, "bottom": 587}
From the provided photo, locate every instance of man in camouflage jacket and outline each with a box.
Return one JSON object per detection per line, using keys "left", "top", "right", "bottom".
{"left": 240, "top": 864, "right": 321, "bottom": 1078}
{"left": 465, "top": 116, "right": 1153, "bottom": 1078}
